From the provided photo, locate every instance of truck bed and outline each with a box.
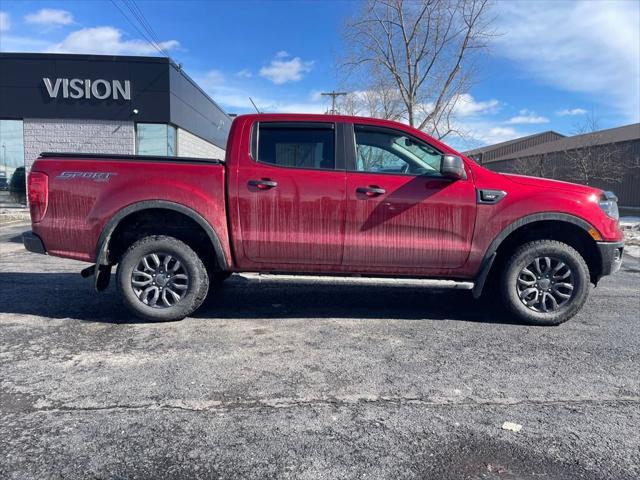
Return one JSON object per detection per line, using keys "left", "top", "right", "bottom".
{"left": 29, "top": 153, "right": 230, "bottom": 263}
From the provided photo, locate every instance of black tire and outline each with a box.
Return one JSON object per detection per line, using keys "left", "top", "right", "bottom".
{"left": 116, "top": 235, "right": 209, "bottom": 321}
{"left": 500, "top": 240, "right": 590, "bottom": 326}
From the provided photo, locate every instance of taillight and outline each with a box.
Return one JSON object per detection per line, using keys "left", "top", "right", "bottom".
{"left": 28, "top": 171, "right": 48, "bottom": 223}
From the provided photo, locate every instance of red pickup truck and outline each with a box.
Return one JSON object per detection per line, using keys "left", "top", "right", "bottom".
{"left": 23, "top": 114, "right": 624, "bottom": 325}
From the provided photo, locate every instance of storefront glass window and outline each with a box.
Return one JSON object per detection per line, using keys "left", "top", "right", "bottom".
{"left": 0, "top": 120, "right": 25, "bottom": 205}
{"left": 136, "top": 123, "right": 177, "bottom": 156}
{"left": 167, "top": 125, "right": 176, "bottom": 156}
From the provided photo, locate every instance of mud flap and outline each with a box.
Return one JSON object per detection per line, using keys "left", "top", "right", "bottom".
{"left": 95, "top": 265, "right": 112, "bottom": 292}
{"left": 472, "top": 252, "right": 496, "bottom": 299}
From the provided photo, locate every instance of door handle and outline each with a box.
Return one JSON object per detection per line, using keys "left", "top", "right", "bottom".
{"left": 248, "top": 179, "right": 278, "bottom": 190}
{"left": 356, "top": 186, "right": 386, "bottom": 197}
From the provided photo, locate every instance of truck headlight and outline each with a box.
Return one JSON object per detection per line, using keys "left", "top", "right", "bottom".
{"left": 598, "top": 191, "right": 619, "bottom": 220}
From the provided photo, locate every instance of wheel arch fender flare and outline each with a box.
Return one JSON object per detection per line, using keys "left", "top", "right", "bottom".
{"left": 472, "top": 212, "right": 598, "bottom": 298}
{"left": 95, "top": 200, "right": 228, "bottom": 270}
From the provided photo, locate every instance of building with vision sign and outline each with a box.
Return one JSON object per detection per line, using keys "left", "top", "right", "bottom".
{"left": 0, "top": 52, "right": 231, "bottom": 205}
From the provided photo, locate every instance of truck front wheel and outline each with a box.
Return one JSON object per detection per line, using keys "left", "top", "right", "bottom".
{"left": 116, "top": 235, "right": 209, "bottom": 321}
{"left": 501, "top": 240, "right": 590, "bottom": 326}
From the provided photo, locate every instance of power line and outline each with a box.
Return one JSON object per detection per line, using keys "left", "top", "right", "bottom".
{"left": 109, "top": 0, "right": 164, "bottom": 56}
{"left": 109, "top": 0, "right": 168, "bottom": 58}
{"left": 122, "top": 1, "right": 161, "bottom": 48}
{"left": 125, "top": 0, "right": 170, "bottom": 58}
{"left": 128, "top": 0, "right": 157, "bottom": 36}
{"left": 125, "top": 0, "right": 171, "bottom": 58}
{"left": 321, "top": 91, "right": 348, "bottom": 114}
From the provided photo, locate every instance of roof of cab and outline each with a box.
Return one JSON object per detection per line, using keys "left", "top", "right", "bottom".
{"left": 231, "top": 113, "right": 462, "bottom": 156}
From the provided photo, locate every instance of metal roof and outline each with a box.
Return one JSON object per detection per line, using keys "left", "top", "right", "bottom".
{"left": 463, "top": 131, "right": 564, "bottom": 156}
{"left": 484, "top": 123, "right": 640, "bottom": 164}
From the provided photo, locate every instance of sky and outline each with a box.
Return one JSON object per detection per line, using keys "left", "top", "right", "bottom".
{"left": 0, "top": 0, "right": 638, "bottom": 151}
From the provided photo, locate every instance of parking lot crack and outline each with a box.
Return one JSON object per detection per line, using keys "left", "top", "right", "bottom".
{"left": 19, "top": 395, "right": 640, "bottom": 415}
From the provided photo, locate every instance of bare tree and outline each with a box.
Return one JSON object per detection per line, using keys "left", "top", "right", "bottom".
{"left": 511, "top": 153, "right": 558, "bottom": 179}
{"left": 511, "top": 155, "right": 543, "bottom": 178}
{"left": 338, "top": 74, "right": 404, "bottom": 120}
{"left": 340, "top": 0, "right": 493, "bottom": 138}
{"left": 563, "top": 115, "right": 626, "bottom": 186}
{"left": 337, "top": 92, "right": 364, "bottom": 116}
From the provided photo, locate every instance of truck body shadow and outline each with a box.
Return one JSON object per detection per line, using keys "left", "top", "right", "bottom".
{"left": 0, "top": 272, "right": 520, "bottom": 325}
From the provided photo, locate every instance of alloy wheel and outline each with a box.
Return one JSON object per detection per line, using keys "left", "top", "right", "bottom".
{"left": 131, "top": 252, "right": 189, "bottom": 308}
{"left": 516, "top": 256, "right": 574, "bottom": 313}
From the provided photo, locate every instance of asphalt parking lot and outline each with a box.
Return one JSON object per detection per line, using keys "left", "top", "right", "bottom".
{"left": 1, "top": 222, "right": 639, "bottom": 479}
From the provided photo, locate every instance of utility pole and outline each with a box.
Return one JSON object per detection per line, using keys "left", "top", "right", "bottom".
{"left": 321, "top": 91, "right": 347, "bottom": 114}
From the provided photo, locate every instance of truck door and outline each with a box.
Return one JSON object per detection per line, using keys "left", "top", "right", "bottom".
{"left": 343, "top": 124, "right": 476, "bottom": 269}
{"left": 235, "top": 121, "right": 346, "bottom": 265}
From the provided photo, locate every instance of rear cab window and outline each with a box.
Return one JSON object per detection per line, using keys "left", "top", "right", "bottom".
{"left": 253, "top": 122, "right": 336, "bottom": 170}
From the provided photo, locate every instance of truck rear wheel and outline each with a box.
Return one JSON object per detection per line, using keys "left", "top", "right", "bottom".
{"left": 116, "top": 235, "right": 209, "bottom": 321}
{"left": 500, "top": 240, "right": 590, "bottom": 326}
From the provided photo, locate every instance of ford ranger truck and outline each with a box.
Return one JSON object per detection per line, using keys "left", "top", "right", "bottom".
{"left": 23, "top": 114, "right": 624, "bottom": 325}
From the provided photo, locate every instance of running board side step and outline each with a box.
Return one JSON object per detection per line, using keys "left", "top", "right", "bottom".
{"left": 419, "top": 279, "right": 474, "bottom": 289}
{"left": 249, "top": 273, "right": 474, "bottom": 290}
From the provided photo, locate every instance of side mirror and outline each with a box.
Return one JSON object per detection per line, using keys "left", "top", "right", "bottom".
{"left": 440, "top": 154, "right": 467, "bottom": 180}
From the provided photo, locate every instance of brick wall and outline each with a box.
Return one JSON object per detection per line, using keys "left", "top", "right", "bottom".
{"left": 177, "top": 128, "right": 225, "bottom": 159}
{"left": 23, "top": 119, "right": 134, "bottom": 170}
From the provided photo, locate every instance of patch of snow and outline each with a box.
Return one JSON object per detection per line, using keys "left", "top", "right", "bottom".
{"left": 620, "top": 216, "right": 640, "bottom": 227}
{"left": 621, "top": 217, "right": 640, "bottom": 258}
{"left": 501, "top": 421, "right": 523, "bottom": 432}
{"left": 625, "top": 245, "right": 640, "bottom": 259}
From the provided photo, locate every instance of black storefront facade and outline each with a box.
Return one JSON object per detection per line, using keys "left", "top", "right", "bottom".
{"left": 0, "top": 52, "right": 231, "bottom": 205}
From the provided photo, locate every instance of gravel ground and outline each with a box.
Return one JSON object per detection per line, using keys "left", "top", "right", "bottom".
{"left": 1, "top": 223, "right": 639, "bottom": 479}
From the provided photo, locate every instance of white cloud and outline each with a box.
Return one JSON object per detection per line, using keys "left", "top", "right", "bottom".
{"left": 25, "top": 8, "right": 73, "bottom": 27}
{"left": 0, "top": 11, "right": 10, "bottom": 32}
{"left": 446, "top": 120, "right": 523, "bottom": 152}
{"left": 556, "top": 108, "right": 587, "bottom": 117}
{"left": 236, "top": 69, "right": 252, "bottom": 78}
{"left": 270, "top": 101, "right": 326, "bottom": 114}
{"left": 452, "top": 93, "right": 500, "bottom": 117}
{"left": 204, "top": 69, "right": 225, "bottom": 84}
{"left": 506, "top": 109, "right": 549, "bottom": 124}
{"left": 414, "top": 94, "right": 524, "bottom": 149}
{"left": 310, "top": 90, "right": 324, "bottom": 101}
{"left": 196, "top": 70, "right": 326, "bottom": 114}
{"left": 260, "top": 53, "right": 314, "bottom": 85}
{"left": 0, "top": 36, "right": 50, "bottom": 52}
{"left": 46, "top": 26, "right": 179, "bottom": 55}
{"left": 0, "top": 24, "right": 179, "bottom": 56}
{"left": 472, "top": 126, "right": 520, "bottom": 144}
{"left": 494, "top": 0, "right": 640, "bottom": 122}
{"left": 220, "top": 89, "right": 326, "bottom": 114}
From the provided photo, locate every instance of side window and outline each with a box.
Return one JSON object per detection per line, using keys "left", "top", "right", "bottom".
{"left": 136, "top": 123, "right": 177, "bottom": 156}
{"left": 257, "top": 123, "right": 335, "bottom": 170}
{"left": 354, "top": 125, "right": 442, "bottom": 176}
